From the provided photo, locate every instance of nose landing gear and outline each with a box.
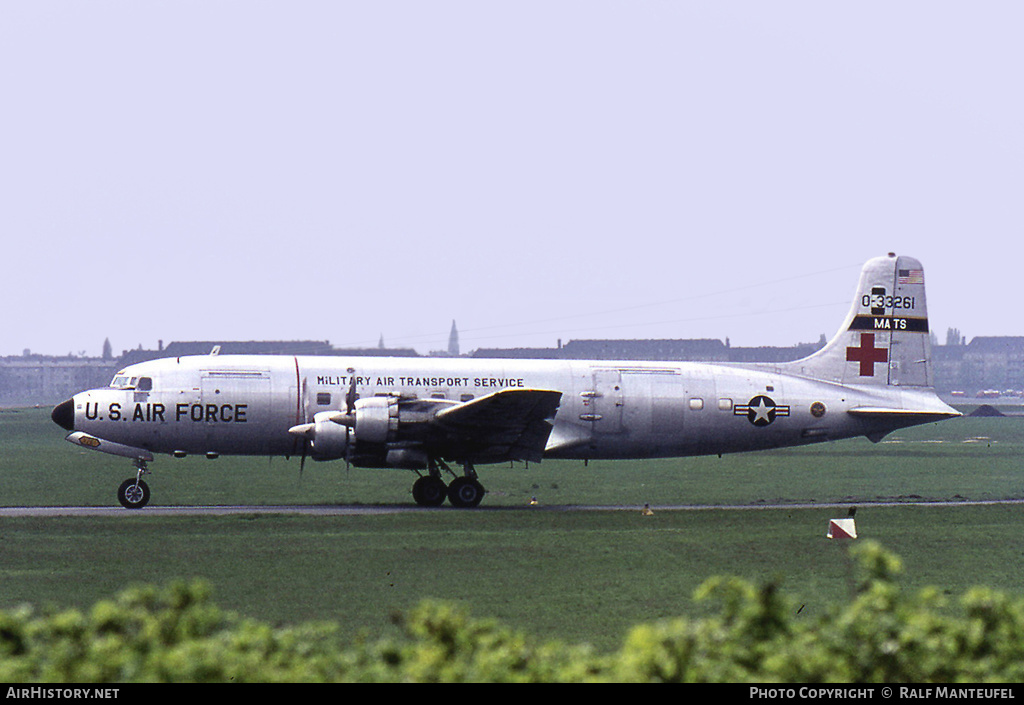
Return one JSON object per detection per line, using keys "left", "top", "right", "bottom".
{"left": 117, "top": 458, "right": 151, "bottom": 509}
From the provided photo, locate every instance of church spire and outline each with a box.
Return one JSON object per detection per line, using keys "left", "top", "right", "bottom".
{"left": 448, "top": 320, "right": 460, "bottom": 356}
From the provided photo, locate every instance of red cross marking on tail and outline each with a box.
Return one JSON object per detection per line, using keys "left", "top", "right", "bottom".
{"left": 846, "top": 333, "right": 888, "bottom": 376}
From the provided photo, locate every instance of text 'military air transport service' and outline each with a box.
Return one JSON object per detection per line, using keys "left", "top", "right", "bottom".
{"left": 52, "top": 253, "right": 960, "bottom": 509}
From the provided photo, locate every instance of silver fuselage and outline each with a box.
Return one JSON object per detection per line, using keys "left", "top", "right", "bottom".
{"left": 66, "top": 353, "right": 952, "bottom": 463}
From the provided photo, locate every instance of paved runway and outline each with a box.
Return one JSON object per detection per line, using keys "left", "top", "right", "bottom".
{"left": 2, "top": 498, "right": 1023, "bottom": 517}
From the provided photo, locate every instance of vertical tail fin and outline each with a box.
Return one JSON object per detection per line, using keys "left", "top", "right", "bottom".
{"left": 783, "top": 253, "right": 933, "bottom": 387}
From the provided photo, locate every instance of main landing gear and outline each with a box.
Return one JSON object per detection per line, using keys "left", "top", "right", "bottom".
{"left": 412, "top": 459, "right": 485, "bottom": 508}
{"left": 117, "top": 458, "right": 151, "bottom": 509}
{"left": 111, "top": 456, "right": 485, "bottom": 510}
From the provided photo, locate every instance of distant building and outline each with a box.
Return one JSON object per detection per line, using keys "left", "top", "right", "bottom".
{"left": 562, "top": 338, "right": 730, "bottom": 361}
{"left": 722, "top": 341, "right": 827, "bottom": 363}
{"left": 448, "top": 320, "right": 460, "bottom": 357}
{"left": 116, "top": 340, "right": 338, "bottom": 367}
{"left": 471, "top": 347, "right": 565, "bottom": 360}
{"left": 428, "top": 320, "right": 462, "bottom": 357}
{"left": 0, "top": 356, "right": 114, "bottom": 407}
{"left": 934, "top": 336, "right": 1024, "bottom": 394}
{"left": 472, "top": 338, "right": 823, "bottom": 363}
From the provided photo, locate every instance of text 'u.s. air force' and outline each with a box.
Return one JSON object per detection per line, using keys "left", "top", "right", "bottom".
{"left": 85, "top": 402, "right": 248, "bottom": 424}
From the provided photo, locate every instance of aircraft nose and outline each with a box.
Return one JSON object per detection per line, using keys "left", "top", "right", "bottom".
{"left": 51, "top": 399, "right": 75, "bottom": 431}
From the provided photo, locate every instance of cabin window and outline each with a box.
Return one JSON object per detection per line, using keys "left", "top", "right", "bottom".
{"left": 431, "top": 392, "right": 447, "bottom": 399}
{"left": 317, "top": 392, "right": 331, "bottom": 406}
{"left": 138, "top": 377, "right": 153, "bottom": 391}
{"left": 689, "top": 398, "right": 704, "bottom": 410}
{"left": 718, "top": 398, "right": 733, "bottom": 411}
{"left": 460, "top": 394, "right": 475, "bottom": 402}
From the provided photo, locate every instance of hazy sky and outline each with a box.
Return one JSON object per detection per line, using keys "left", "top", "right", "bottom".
{"left": 3, "top": 2, "right": 1021, "bottom": 357}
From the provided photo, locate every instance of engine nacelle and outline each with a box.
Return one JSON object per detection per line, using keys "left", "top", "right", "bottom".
{"left": 308, "top": 411, "right": 351, "bottom": 460}
{"left": 385, "top": 447, "right": 428, "bottom": 469}
{"left": 352, "top": 396, "right": 398, "bottom": 444}
{"left": 296, "top": 396, "right": 420, "bottom": 467}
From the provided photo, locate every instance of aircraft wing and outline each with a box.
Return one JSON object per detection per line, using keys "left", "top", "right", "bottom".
{"left": 430, "top": 388, "right": 562, "bottom": 463}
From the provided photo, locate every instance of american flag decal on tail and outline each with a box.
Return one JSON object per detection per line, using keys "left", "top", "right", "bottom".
{"left": 898, "top": 269, "right": 924, "bottom": 285}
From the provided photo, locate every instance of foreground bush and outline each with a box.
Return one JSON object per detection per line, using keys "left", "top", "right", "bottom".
{"left": 1, "top": 541, "right": 1023, "bottom": 682}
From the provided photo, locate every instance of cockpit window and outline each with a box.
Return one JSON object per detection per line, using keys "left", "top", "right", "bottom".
{"left": 109, "top": 375, "right": 153, "bottom": 390}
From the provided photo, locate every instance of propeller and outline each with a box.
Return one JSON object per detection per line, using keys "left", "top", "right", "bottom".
{"left": 286, "top": 377, "right": 314, "bottom": 476}
{"left": 345, "top": 368, "right": 357, "bottom": 415}
{"left": 287, "top": 371, "right": 358, "bottom": 473}
{"left": 342, "top": 372, "right": 356, "bottom": 471}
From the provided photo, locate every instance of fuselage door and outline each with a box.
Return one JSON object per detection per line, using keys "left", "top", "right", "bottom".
{"left": 583, "top": 368, "right": 624, "bottom": 434}
{"left": 200, "top": 370, "right": 272, "bottom": 454}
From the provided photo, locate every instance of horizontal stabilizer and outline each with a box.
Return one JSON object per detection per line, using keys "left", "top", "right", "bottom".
{"left": 847, "top": 407, "right": 962, "bottom": 422}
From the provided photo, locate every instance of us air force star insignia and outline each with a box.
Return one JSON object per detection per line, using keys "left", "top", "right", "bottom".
{"left": 734, "top": 395, "right": 791, "bottom": 427}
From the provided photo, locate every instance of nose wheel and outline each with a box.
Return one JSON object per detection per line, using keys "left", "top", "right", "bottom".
{"left": 117, "top": 459, "right": 151, "bottom": 509}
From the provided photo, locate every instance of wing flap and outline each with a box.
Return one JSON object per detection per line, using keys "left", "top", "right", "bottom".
{"left": 432, "top": 388, "right": 562, "bottom": 463}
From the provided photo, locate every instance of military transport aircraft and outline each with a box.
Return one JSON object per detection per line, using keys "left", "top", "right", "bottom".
{"left": 52, "top": 253, "right": 959, "bottom": 509}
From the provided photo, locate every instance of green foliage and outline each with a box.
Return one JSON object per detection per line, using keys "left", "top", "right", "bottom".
{"left": 614, "top": 542, "right": 1024, "bottom": 683}
{"left": 3, "top": 542, "right": 1024, "bottom": 682}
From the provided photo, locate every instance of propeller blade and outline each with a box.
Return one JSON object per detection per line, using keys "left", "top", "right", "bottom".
{"left": 299, "top": 377, "right": 312, "bottom": 477}
{"left": 345, "top": 370, "right": 357, "bottom": 413}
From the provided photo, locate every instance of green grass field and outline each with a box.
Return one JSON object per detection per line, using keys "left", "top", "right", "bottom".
{"left": 2, "top": 407, "right": 1023, "bottom": 650}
